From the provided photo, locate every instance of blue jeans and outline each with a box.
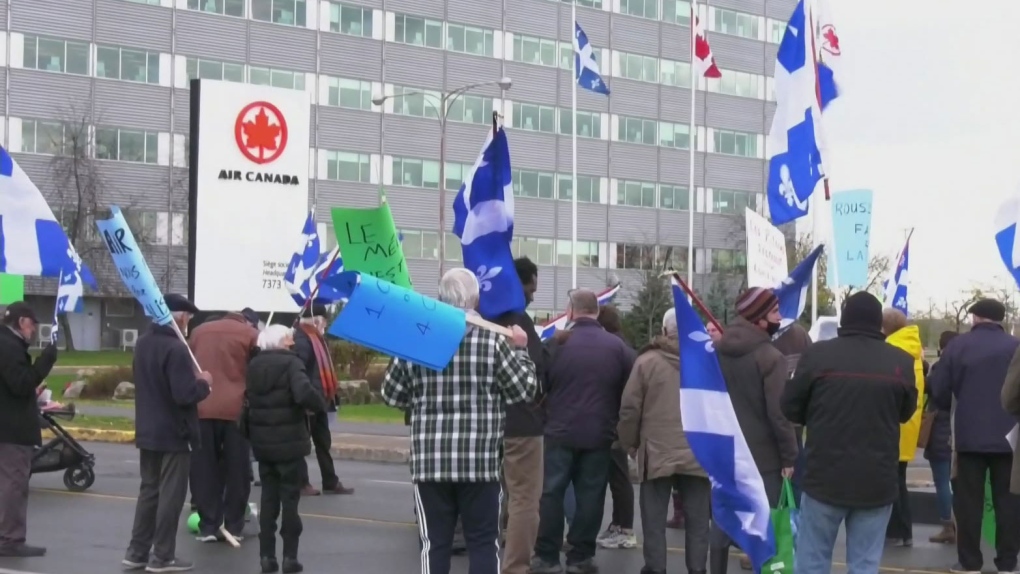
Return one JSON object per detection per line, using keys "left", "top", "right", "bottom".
{"left": 564, "top": 482, "right": 576, "bottom": 526}
{"left": 794, "top": 493, "right": 892, "bottom": 574}
{"left": 534, "top": 442, "right": 611, "bottom": 565}
{"left": 929, "top": 458, "right": 953, "bottom": 521}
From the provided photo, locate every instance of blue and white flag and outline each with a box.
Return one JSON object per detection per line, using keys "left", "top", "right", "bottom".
{"left": 283, "top": 211, "right": 346, "bottom": 306}
{"left": 574, "top": 21, "right": 610, "bottom": 96}
{"left": 765, "top": 0, "right": 840, "bottom": 226}
{"left": 774, "top": 244, "right": 825, "bottom": 332}
{"left": 882, "top": 239, "right": 910, "bottom": 316}
{"left": 453, "top": 125, "right": 525, "bottom": 320}
{"left": 50, "top": 264, "right": 84, "bottom": 344}
{"left": 996, "top": 195, "right": 1020, "bottom": 292}
{"left": 537, "top": 283, "right": 620, "bottom": 341}
{"left": 672, "top": 284, "right": 776, "bottom": 571}
{"left": 0, "top": 146, "right": 96, "bottom": 288}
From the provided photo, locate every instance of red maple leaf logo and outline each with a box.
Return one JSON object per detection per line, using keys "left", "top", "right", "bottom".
{"left": 821, "top": 25, "right": 841, "bottom": 56}
{"left": 233, "top": 101, "right": 288, "bottom": 165}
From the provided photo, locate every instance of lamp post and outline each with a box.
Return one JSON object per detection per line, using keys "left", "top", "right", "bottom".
{"left": 372, "top": 77, "right": 512, "bottom": 277}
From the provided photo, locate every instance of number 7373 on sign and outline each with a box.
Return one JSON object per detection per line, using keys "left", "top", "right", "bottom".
{"left": 262, "top": 279, "right": 283, "bottom": 289}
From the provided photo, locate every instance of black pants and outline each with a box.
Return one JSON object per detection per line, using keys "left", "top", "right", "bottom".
{"left": 414, "top": 481, "right": 501, "bottom": 574}
{"left": 258, "top": 459, "right": 304, "bottom": 560}
{"left": 127, "top": 451, "right": 190, "bottom": 562}
{"left": 608, "top": 446, "right": 635, "bottom": 529}
{"left": 886, "top": 461, "right": 912, "bottom": 539}
{"left": 189, "top": 420, "right": 251, "bottom": 537}
{"left": 0, "top": 444, "right": 32, "bottom": 549}
{"left": 535, "top": 443, "right": 612, "bottom": 565}
{"left": 953, "top": 452, "right": 1020, "bottom": 572}
{"left": 299, "top": 412, "right": 338, "bottom": 489}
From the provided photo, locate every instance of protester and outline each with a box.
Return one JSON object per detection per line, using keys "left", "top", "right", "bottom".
{"left": 494, "top": 257, "right": 547, "bottom": 574}
{"left": 293, "top": 304, "right": 352, "bottom": 496}
{"left": 188, "top": 309, "right": 260, "bottom": 543}
{"left": 926, "top": 331, "right": 958, "bottom": 544}
{"left": 382, "top": 269, "right": 537, "bottom": 574}
{"left": 243, "top": 325, "right": 327, "bottom": 574}
{"left": 123, "top": 294, "right": 212, "bottom": 573}
{"left": 532, "top": 289, "right": 635, "bottom": 574}
{"left": 618, "top": 307, "right": 710, "bottom": 574}
{"left": 710, "top": 287, "right": 797, "bottom": 574}
{"left": 706, "top": 322, "right": 722, "bottom": 343}
{"left": 930, "top": 298, "right": 1020, "bottom": 574}
{"left": 0, "top": 302, "right": 57, "bottom": 557}
{"left": 594, "top": 305, "right": 637, "bottom": 551}
{"left": 781, "top": 291, "right": 917, "bottom": 574}
{"left": 881, "top": 309, "right": 925, "bottom": 547}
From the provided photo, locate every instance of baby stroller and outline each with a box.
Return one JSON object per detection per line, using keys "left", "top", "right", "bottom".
{"left": 31, "top": 403, "right": 97, "bottom": 492}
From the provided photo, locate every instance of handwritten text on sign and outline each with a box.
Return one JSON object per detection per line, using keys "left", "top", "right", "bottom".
{"left": 331, "top": 204, "right": 412, "bottom": 289}
{"left": 95, "top": 207, "right": 172, "bottom": 325}
{"left": 744, "top": 207, "right": 788, "bottom": 288}
{"left": 828, "top": 189, "right": 873, "bottom": 288}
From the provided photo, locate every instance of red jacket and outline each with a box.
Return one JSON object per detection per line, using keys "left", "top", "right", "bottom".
{"left": 190, "top": 314, "right": 258, "bottom": 421}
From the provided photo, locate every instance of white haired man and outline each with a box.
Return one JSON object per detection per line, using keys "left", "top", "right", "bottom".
{"left": 383, "top": 268, "right": 537, "bottom": 573}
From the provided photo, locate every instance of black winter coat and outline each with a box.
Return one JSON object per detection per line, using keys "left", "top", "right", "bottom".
{"left": 495, "top": 311, "right": 547, "bottom": 437}
{"left": 923, "top": 359, "right": 952, "bottom": 462}
{"left": 244, "top": 349, "right": 327, "bottom": 463}
{"left": 0, "top": 327, "right": 56, "bottom": 446}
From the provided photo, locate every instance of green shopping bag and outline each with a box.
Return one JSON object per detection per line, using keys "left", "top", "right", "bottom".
{"left": 762, "top": 479, "right": 797, "bottom": 574}
{"left": 982, "top": 472, "right": 995, "bottom": 546}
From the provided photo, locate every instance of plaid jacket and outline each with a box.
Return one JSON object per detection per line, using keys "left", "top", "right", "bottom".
{"left": 382, "top": 325, "right": 538, "bottom": 483}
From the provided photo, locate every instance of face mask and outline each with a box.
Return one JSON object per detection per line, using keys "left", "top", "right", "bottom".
{"left": 765, "top": 321, "right": 781, "bottom": 336}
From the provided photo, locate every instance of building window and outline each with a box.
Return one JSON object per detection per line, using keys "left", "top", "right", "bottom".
{"left": 329, "top": 2, "right": 372, "bottom": 37}
{"left": 325, "top": 151, "right": 370, "bottom": 182}
{"left": 20, "top": 119, "right": 70, "bottom": 155}
{"left": 249, "top": 66, "right": 305, "bottom": 91}
{"left": 618, "top": 52, "right": 658, "bottom": 83}
{"left": 618, "top": 116, "right": 657, "bottom": 145}
{"left": 444, "top": 232, "right": 462, "bottom": 261}
{"left": 768, "top": 19, "right": 785, "bottom": 44}
{"left": 660, "top": 59, "right": 691, "bottom": 88}
{"left": 23, "top": 35, "right": 89, "bottom": 75}
{"left": 513, "top": 34, "right": 558, "bottom": 67}
{"left": 512, "top": 103, "right": 556, "bottom": 133}
{"left": 658, "top": 121, "right": 692, "bottom": 149}
{"left": 713, "top": 189, "right": 758, "bottom": 214}
{"left": 616, "top": 179, "right": 657, "bottom": 208}
{"left": 706, "top": 69, "right": 760, "bottom": 99}
{"left": 713, "top": 8, "right": 759, "bottom": 40}
{"left": 558, "top": 240, "right": 599, "bottom": 267}
{"left": 251, "top": 0, "right": 306, "bottom": 26}
{"left": 186, "top": 0, "right": 245, "bottom": 17}
{"left": 104, "top": 298, "right": 136, "bottom": 317}
{"left": 447, "top": 94, "right": 493, "bottom": 125}
{"left": 559, "top": 110, "right": 601, "bottom": 139}
{"left": 394, "top": 14, "right": 444, "bottom": 49}
{"left": 663, "top": 0, "right": 691, "bottom": 26}
{"left": 512, "top": 169, "right": 555, "bottom": 199}
{"left": 713, "top": 129, "right": 758, "bottom": 158}
{"left": 185, "top": 57, "right": 245, "bottom": 83}
{"left": 712, "top": 249, "right": 746, "bottom": 273}
{"left": 171, "top": 212, "right": 188, "bottom": 246}
{"left": 512, "top": 237, "right": 556, "bottom": 266}
{"left": 400, "top": 229, "right": 439, "bottom": 259}
{"left": 392, "top": 86, "right": 441, "bottom": 118}
{"left": 557, "top": 174, "right": 600, "bottom": 203}
{"left": 444, "top": 162, "right": 471, "bottom": 190}
{"left": 659, "top": 245, "right": 691, "bottom": 271}
{"left": 555, "top": 0, "right": 604, "bottom": 8}
{"left": 615, "top": 243, "right": 656, "bottom": 269}
{"left": 659, "top": 185, "right": 690, "bottom": 210}
{"left": 446, "top": 23, "right": 494, "bottom": 57}
{"left": 326, "top": 77, "right": 372, "bottom": 110}
{"left": 95, "top": 127, "right": 159, "bottom": 164}
{"left": 96, "top": 45, "right": 160, "bottom": 84}
{"left": 393, "top": 157, "right": 440, "bottom": 189}
{"left": 621, "top": 0, "right": 658, "bottom": 19}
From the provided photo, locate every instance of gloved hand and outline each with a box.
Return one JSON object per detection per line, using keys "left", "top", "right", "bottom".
{"left": 39, "top": 343, "right": 58, "bottom": 364}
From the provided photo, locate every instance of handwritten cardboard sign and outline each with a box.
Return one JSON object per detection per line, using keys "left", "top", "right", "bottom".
{"left": 331, "top": 204, "right": 411, "bottom": 289}
{"left": 95, "top": 206, "right": 172, "bottom": 325}
{"left": 827, "top": 189, "right": 873, "bottom": 288}
{"left": 744, "top": 207, "right": 788, "bottom": 288}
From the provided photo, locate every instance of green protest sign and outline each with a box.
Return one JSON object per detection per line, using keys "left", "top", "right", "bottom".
{"left": 331, "top": 203, "right": 411, "bottom": 288}
{"left": 0, "top": 274, "right": 25, "bottom": 305}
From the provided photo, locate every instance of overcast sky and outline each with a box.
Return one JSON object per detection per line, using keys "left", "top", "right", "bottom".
{"left": 801, "top": 0, "right": 1020, "bottom": 311}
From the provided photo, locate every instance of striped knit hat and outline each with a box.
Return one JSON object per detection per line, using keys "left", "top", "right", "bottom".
{"left": 735, "top": 287, "right": 779, "bottom": 323}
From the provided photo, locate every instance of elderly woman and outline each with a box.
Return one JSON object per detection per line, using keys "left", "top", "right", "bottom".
{"left": 382, "top": 268, "right": 537, "bottom": 574}
{"left": 243, "top": 325, "right": 326, "bottom": 574}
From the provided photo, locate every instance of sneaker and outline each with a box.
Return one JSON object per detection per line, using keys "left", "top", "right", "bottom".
{"left": 0, "top": 544, "right": 46, "bottom": 557}
{"left": 146, "top": 557, "right": 194, "bottom": 573}
{"left": 530, "top": 557, "right": 564, "bottom": 574}
{"left": 196, "top": 534, "right": 219, "bottom": 543}
{"left": 949, "top": 565, "right": 980, "bottom": 574}
{"left": 260, "top": 557, "right": 279, "bottom": 574}
{"left": 123, "top": 554, "right": 149, "bottom": 570}
{"left": 566, "top": 558, "right": 599, "bottom": 574}
{"left": 597, "top": 526, "right": 636, "bottom": 549}
{"left": 595, "top": 525, "right": 620, "bottom": 548}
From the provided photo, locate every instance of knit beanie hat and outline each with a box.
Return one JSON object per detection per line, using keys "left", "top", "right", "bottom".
{"left": 735, "top": 287, "right": 779, "bottom": 323}
{"left": 840, "top": 291, "right": 883, "bottom": 332}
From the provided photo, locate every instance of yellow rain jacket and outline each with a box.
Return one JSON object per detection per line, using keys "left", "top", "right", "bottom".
{"left": 886, "top": 325, "right": 925, "bottom": 461}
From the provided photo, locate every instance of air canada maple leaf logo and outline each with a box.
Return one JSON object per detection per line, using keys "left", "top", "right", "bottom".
{"left": 233, "top": 101, "right": 288, "bottom": 165}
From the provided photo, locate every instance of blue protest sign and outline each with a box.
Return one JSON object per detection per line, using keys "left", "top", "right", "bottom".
{"left": 323, "top": 271, "right": 467, "bottom": 371}
{"left": 827, "top": 189, "right": 873, "bottom": 288}
{"left": 95, "top": 206, "right": 172, "bottom": 325}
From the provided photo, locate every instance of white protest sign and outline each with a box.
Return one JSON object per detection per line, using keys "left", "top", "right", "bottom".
{"left": 744, "top": 207, "right": 788, "bottom": 288}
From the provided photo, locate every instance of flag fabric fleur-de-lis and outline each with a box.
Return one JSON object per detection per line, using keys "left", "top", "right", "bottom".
{"left": 689, "top": 330, "right": 715, "bottom": 353}
{"left": 476, "top": 265, "right": 502, "bottom": 292}
{"left": 283, "top": 210, "right": 346, "bottom": 306}
{"left": 574, "top": 21, "right": 610, "bottom": 96}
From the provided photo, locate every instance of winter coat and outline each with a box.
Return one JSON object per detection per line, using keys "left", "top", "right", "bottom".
{"left": 885, "top": 325, "right": 926, "bottom": 462}
{"left": 243, "top": 349, "right": 327, "bottom": 463}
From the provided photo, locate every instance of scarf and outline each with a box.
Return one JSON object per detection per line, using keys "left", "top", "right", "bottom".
{"left": 298, "top": 324, "right": 339, "bottom": 401}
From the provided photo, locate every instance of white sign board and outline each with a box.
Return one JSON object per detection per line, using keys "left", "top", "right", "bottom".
{"left": 189, "top": 80, "right": 310, "bottom": 312}
{"left": 744, "top": 207, "right": 788, "bottom": 288}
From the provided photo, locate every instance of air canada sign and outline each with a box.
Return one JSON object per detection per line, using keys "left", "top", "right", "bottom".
{"left": 218, "top": 101, "right": 300, "bottom": 186}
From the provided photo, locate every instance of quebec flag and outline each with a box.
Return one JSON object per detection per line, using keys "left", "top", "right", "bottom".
{"left": 0, "top": 146, "right": 96, "bottom": 288}
{"left": 537, "top": 283, "right": 620, "bottom": 340}
{"left": 766, "top": 0, "right": 840, "bottom": 226}
{"left": 773, "top": 244, "right": 825, "bottom": 332}
{"left": 453, "top": 124, "right": 526, "bottom": 320}
{"left": 882, "top": 239, "right": 909, "bottom": 316}
{"left": 51, "top": 265, "right": 84, "bottom": 343}
{"left": 283, "top": 211, "right": 346, "bottom": 306}
{"left": 996, "top": 194, "right": 1020, "bottom": 292}
{"left": 673, "top": 284, "right": 776, "bottom": 571}
{"left": 574, "top": 21, "right": 610, "bottom": 96}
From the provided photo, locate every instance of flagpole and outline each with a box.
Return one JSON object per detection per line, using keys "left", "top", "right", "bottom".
{"left": 570, "top": 0, "right": 579, "bottom": 289}
{"left": 810, "top": 198, "right": 819, "bottom": 325}
{"left": 686, "top": 0, "right": 697, "bottom": 292}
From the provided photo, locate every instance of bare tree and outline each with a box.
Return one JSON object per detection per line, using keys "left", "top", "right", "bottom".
{"left": 942, "top": 288, "right": 984, "bottom": 333}
{"left": 838, "top": 254, "right": 893, "bottom": 302}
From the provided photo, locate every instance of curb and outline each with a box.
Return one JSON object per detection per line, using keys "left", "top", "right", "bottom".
{"left": 331, "top": 444, "right": 409, "bottom": 464}
{"left": 44, "top": 427, "right": 135, "bottom": 444}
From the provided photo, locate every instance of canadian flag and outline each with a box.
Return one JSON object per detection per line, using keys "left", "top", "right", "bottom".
{"left": 693, "top": 13, "right": 722, "bottom": 78}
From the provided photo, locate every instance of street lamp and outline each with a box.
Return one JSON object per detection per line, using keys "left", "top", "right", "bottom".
{"left": 372, "top": 77, "right": 512, "bottom": 276}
